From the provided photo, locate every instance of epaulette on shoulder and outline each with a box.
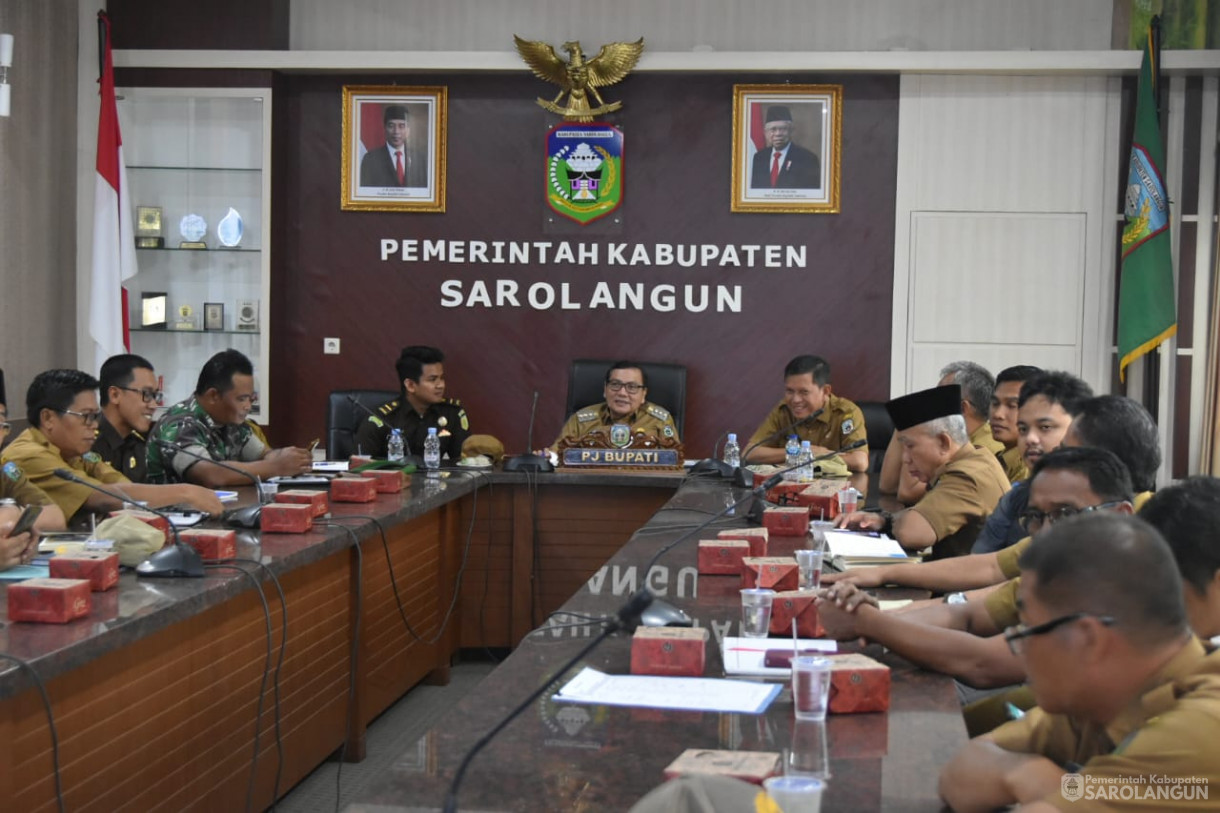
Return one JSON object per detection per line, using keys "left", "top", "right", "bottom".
{"left": 576, "top": 409, "right": 599, "bottom": 423}
{"left": 646, "top": 404, "right": 671, "bottom": 421}
{"left": 378, "top": 399, "right": 400, "bottom": 415}
{"left": 446, "top": 397, "right": 462, "bottom": 407}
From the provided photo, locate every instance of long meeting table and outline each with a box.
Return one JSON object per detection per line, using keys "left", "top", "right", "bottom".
{"left": 0, "top": 469, "right": 966, "bottom": 811}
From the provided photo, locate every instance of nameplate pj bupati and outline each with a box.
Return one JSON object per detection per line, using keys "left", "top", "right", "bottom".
{"left": 562, "top": 448, "right": 681, "bottom": 467}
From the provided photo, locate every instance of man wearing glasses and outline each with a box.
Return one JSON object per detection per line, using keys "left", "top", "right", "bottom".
{"left": 2, "top": 369, "right": 223, "bottom": 523}
{"left": 93, "top": 354, "right": 159, "bottom": 482}
{"left": 551, "top": 361, "right": 679, "bottom": 449}
{"left": 939, "top": 513, "right": 1220, "bottom": 811}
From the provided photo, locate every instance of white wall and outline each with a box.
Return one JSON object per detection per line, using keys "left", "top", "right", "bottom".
{"left": 891, "top": 73, "right": 1120, "bottom": 394}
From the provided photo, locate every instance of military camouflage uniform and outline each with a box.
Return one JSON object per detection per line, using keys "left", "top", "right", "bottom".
{"left": 146, "top": 396, "right": 266, "bottom": 483}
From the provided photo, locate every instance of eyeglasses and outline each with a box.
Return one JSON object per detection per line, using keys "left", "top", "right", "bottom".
{"left": 118, "top": 386, "right": 162, "bottom": 403}
{"left": 1004, "top": 612, "right": 1115, "bottom": 655}
{"left": 606, "top": 380, "right": 644, "bottom": 394}
{"left": 59, "top": 408, "right": 101, "bottom": 427}
{"left": 1017, "top": 501, "right": 1124, "bottom": 534}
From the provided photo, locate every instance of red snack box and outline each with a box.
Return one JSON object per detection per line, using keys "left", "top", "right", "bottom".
{"left": 180, "top": 528, "right": 238, "bottom": 561}
{"left": 662, "top": 749, "right": 781, "bottom": 785}
{"left": 763, "top": 480, "right": 808, "bottom": 505}
{"left": 750, "top": 466, "right": 784, "bottom": 488}
{"left": 8, "top": 578, "right": 92, "bottom": 623}
{"left": 275, "top": 489, "right": 330, "bottom": 517}
{"left": 795, "top": 481, "right": 841, "bottom": 521}
{"left": 349, "top": 455, "right": 373, "bottom": 468}
{"left": 828, "top": 652, "right": 892, "bottom": 714}
{"left": 331, "top": 476, "right": 378, "bottom": 503}
{"left": 768, "top": 590, "right": 824, "bottom": 638}
{"left": 630, "top": 627, "right": 709, "bottom": 677}
{"left": 48, "top": 552, "right": 119, "bottom": 592}
{"left": 763, "top": 506, "right": 810, "bottom": 537}
{"left": 717, "top": 527, "right": 769, "bottom": 558}
{"left": 363, "top": 469, "right": 404, "bottom": 494}
{"left": 741, "top": 557, "right": 800, "bottom": 591}
{"left": 697, "top": 539, "right": 750, "bottom": 575}
{"left": 109, "top": 508, "right": 170, "bottom": 544}
{"left": 259, "top": 503, "right": 314, "bottom": 534}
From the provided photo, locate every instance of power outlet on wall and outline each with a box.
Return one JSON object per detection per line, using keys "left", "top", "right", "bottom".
{"left": 323, "top": 338, "right": 341, "bottom": 355}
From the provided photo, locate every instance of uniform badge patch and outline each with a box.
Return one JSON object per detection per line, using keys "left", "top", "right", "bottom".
{"left": 368, "top": 416, "right": 384, "bottom": 428}
{"left": 841, "top": 418, "right": 855, "bottom": 436}
{"left": 663, "top": 425, "right": 674, "bottom": 438}
{"left": 459, "top": 411, "right": 469, "bottom": 431}
{"left": 438, "top": 416, "right": 448, "bottom": 428}
{"left": 610, "top": 423, "right": 631, "bottom": 448}
{"left": 129, "top": 456, "right": 138, "bottom": 470}
{"left": 2, "top": 461, "right": 21, "bottom": 482}
{"left": 83, "top": 451, "right": 102, "bottom": 464}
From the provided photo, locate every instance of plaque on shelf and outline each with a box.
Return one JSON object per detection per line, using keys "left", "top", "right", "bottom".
{"left": 136, "top": 206, "right": 164, "bottom": 248}
{"left": 217, "top": 208, "right": 244, "bottom": 248}
{"left": 236, "top": 300, "right": 259, "bottom": 332}
{"left": 141, "top": 292, "right": 167, "bottom": 330}
{"left": 179, "top": 213, "right": 208, "bottom": 249}
{"left": 173, "top": 304, "right": 200, "bottom": 331}
{"left": 204, "top": 302, "right": 225, "bottom": 331}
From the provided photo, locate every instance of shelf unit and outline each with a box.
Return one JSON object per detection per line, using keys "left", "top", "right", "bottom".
{"left": 117, "top": 87, "right": 273, "bottom": 421}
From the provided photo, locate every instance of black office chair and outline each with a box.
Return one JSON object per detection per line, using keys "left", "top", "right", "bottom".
{"left": 326, "top": 389, "right": 398, "bottom": 459}
{"left": 564, "top": 360, "right": 687, "bottom": 438}
{"left": 857, "top": 400, "right": 893, "bottom": 475}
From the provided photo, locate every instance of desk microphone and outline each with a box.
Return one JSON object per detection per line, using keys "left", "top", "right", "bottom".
{"left": 52, "top": 469, "right": 204, "bottom": 578}
{"left": 686, "top": 429, "right": 731, "bottom": 479}
{"left": 503, "top": 389, "right": 554, "bottom": 473}
{"left": 442, "top": 588, "right": 652, "bottom": 813}
{"left": 155, "top": 439, "right": 267, "bottom": 529}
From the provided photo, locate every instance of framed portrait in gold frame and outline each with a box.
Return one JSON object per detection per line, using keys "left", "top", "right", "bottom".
{"left": 731, "top": 84, "right": 842, "bottom": 214}
{"left": 341, "top": 85, "right": 447, "bottom": 212}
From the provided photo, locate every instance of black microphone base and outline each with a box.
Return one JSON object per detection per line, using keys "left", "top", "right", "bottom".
{"left": 746, "top": 495, "right": 768, "bottom": 526}
{"left": 224, "top": 504, "right": 263, "bottom": 529}
{"left": 136, "top": 543, "right": 205, "bottom": 578}
{"left": 687, "top": 459, "right": 737, "bottom": 479}
{"left": 733, "top": 466, "right": 754, "bottom": 488}
{"left": 639, "top": 598, "right": 693, "bottom": 628}
{"left": 503, "top": 453, "right": 554, "bottom": 473}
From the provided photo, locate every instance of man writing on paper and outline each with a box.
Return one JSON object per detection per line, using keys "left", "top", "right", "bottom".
{"left": 836, "top": 384, "right": 1009, "bottom": 560}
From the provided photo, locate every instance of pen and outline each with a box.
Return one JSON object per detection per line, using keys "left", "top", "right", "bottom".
{"left": 307, "top": 438, "right": 320, "bottom": 452}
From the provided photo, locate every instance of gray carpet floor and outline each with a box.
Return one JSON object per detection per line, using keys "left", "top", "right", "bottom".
{"left": 275, "top": 658, "right": 498, "bottom": 813}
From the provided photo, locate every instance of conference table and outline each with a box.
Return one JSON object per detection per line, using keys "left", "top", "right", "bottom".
{"left": 0, "top": 467, "right": 965, "bottom": 812}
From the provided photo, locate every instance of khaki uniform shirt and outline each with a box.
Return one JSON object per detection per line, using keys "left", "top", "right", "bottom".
{"left": 908, "top": 442, "right": 1010, "bottom": 561}
{"left": 999, "top": 445, "right": 1029, "bottom": 483}
{"left": 3, "top": 427, "right": 128, "bottom": 520}
{"left": 970, "top": 422, "right": 1006, "bottom": 456}
{"left": 92, "top": 412, "right": 148, "bottom": 483}
{"left": 0, "top": 460, "right": 56, "bottom": 507}
{"left": 552, "top": 401, "right": 679, "bottom": 449}
{"left": 989, "top": 637, "right": 1220, "bottom": 811}
{"left": 988, "top": 491, "right": 1156, "bottom": 629}
{"left": 747, "top": 394, "right": 868, "bottom": 456}
{"left": 352, "top": 398, "right": 470, "bottom": 461}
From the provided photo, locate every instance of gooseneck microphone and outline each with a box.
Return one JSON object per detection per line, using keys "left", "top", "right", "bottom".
{"left": 503, "top": 390, "right": 555, "bottom": 473}
{"left": 52, "top": 469, "right": 204, "bottom": 578}
{"left": 442, "top": 588, "right": 652, "bottom": 813}
{"left": 154, "top": 439, "right": 266, "bottom": 529}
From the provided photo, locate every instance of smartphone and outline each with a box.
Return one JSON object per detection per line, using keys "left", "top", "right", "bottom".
{"left": 10, "top": 504, "right": 43, "bottom": 537}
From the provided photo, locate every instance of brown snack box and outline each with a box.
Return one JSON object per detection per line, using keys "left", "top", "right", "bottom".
{"left": 331, "top": 476, "right": 378, "bottom": 503}
{"left": 8, "top": 578, "right": 92, "bottom": 623}
{"left": 259, "top": 502, "right": 314, "bottom": 533}
{"left": 275, "top": 488, "right": 330, "bottom": 517}
{"left": 662, "top": 749, "right": 782, "bottom": 785}
{"left": 697, "top": 539, "right": 750, "bottom": 575}
{"left": 48, "top": 552, "right": 120, "bottom": 592}
{"left": 741, "top": 557, "right": 799, "bottom": 591}
{"left": 828, "top": 652, "right": 891, "bottom": 714}
{"left": 716, "top": 527, "right": 769, "bottom": 557}
{"left": 795, "top": 481, "right": 841, "bottom": 520}
{"left": 363, "top": 469, "right": 404, "bottom": 493}
{"left": 768, "top": 590, "right": 824, "bottom": 638}
{"left": 179, "top": 528, "right": 238, "bottom": 561}
{"left": 630, "top": 627, "right": 709, "bottom": 677}
{"left": 762, "top": 506, "right": 810, "bottom": 537}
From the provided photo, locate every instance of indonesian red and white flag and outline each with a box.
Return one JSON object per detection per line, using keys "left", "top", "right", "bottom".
{"left": 90, "top": 12, "right": 137, "bottom": 373}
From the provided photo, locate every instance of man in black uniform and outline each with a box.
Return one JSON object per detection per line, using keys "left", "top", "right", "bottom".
{"left": 353, "top": 346, "right": 470, "bottom": 461}
{"left": 93, "top": 354, "right": 158, "bottom": 482}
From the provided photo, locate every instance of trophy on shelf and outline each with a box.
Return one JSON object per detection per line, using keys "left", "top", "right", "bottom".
{"left": 173, "top": 304, "right": 200, "bottom": 331}
{"left": 179, "top": 213, "right": 208, "bottom": 249}
{"left": 217, "top": 207, "right": 244, "bottom": 248}
{"left": 135, "top": 206, "right": 164, "bottom": 248}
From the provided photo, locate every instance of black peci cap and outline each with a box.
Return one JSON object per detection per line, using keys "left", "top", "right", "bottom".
{"left": 886, "top": 384, "right": 962, "bottom": 431}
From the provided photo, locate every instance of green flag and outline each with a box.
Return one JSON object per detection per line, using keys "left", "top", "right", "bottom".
{"left": 1118, "top": 23, "right": 1176, "bottom": 381}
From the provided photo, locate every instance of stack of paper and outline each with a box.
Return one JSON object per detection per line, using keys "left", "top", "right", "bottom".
{"left": 824, "top": 529, "right": 920, "bottom": 567}
{"left": 721, "top": 636, "right": 837, "bottom": 678}
{"left": 553, "top": 667, "right": 781, "bottom": 715}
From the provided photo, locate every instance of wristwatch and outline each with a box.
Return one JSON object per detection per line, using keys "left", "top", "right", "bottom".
{"left": 943, "top": 592, "right": 968, "bottom": 605}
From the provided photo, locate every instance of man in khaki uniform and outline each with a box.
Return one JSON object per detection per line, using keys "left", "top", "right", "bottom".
{"left": 550, "top": 361, "right": 679, "bottom": 449}
{"left": 989, "top": 365, "right": 1042, "bottom": 483}
{"left": 940, "top": 513, "right": 1220, "bottom": 812}
{"left": 836, "top": 384, "right": 1009, "bottom": 560}
{"left": 743, "top": 355, "right": 868, "bottom": 472}
{"left": 4, "top": 369, "right": 223, "bottom": 524}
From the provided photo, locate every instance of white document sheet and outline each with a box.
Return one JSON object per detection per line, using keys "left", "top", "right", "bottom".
{"left": 553, "top": 667, "right": 782, "bottom": 715}
{"left": 721, "top": 636, "right": 838, "bottom": 677}
{"left": 823, "top": 529, "right": 910, "bottom": 560}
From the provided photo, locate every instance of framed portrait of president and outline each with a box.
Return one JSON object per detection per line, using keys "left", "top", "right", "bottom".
{"left": 731, "top": 84, "right": 842, "bottom": 214}
{"left": 341, "top": 85, "right": 447, "bottom": 212}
